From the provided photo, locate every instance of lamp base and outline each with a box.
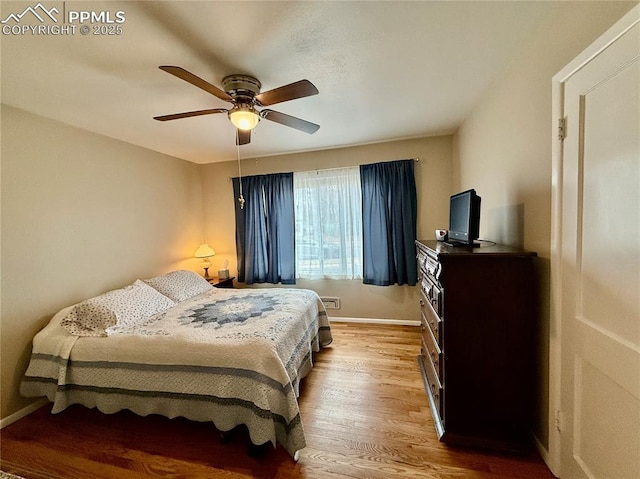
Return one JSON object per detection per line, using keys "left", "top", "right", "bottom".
{"left": 203, "top": 267, "right": 211, "bottom": 279}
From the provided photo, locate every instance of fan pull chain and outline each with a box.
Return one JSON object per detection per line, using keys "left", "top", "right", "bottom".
{"left": 236, "top": 131, "right": 245, "bottom": 210}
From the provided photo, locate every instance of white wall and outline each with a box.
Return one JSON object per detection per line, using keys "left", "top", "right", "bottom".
{"left": 1, "top": 105, "right": 205, "bottom": 418}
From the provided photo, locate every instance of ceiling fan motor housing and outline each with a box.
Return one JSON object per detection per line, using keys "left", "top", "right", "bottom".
{"left": 222, "top": 74, "right": 262, "bottom": 102}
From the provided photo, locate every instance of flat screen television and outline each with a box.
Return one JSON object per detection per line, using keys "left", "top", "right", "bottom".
{"left": 446, "top": 189, "right": 481, "bottom": 246}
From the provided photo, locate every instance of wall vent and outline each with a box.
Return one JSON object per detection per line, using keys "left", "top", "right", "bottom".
{"left": 320, "top": 297, "right": 341, "bottom": 309}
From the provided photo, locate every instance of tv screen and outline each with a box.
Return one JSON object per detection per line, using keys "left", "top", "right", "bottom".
{"left": 447, "top": 189, "right": 481, "bottom": 245}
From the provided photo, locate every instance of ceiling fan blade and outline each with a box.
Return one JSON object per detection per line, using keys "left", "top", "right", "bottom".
{"left": 153, "top": 108, "right": 227, "bottom": 121}
{"left": 260, "top": 109, "right": 320, "bottom": 134}
{"left": 255, "top": 80, "right": 318, "bottom": 106}
{"left": 236, "top": 129, "right": 251, "bottom": 145}
{"left": 159, "top": 66, "right": 233, "bottom": 102}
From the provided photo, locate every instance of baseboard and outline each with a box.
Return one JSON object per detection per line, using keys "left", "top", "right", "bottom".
{"left": 0, "top": 398, "right": 48, "bottom": 429}
{"left": 329, "top": 316, "right": 420, "bottom": 327}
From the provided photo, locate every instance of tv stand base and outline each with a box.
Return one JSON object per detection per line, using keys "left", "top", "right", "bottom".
{"left": 443, "top": 241, "right": 481, "bottom": 248}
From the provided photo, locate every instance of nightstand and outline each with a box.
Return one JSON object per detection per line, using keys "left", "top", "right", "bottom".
{"left": 207, "top": 276, "right": 235, "bottom": 288}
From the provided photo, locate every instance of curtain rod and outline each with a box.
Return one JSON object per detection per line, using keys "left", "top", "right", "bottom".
{"left": 309, "top": 157, "right": 420, "bottom": 174}
{"left": 228, "top": 157, "right": 419, "bottom": 181}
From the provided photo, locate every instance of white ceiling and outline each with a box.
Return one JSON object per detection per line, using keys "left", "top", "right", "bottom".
{"left": 1, "top": 1, "right": 555, "bottom": 164}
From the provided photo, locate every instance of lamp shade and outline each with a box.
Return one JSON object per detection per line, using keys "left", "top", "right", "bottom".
{"left": 194, "top": 244, "right": 215, "bottom": 258}
{"left": 229, "top": 106, "right": 260, "bottom": 131}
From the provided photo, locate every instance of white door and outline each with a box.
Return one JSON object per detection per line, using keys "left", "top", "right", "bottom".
{"left": 556, "top": 8, "right": 639, "bottom": 479}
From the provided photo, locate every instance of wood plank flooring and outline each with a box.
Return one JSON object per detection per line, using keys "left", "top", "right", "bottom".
{"left": 1, "top": 322, "right": 555, "bottom": 478}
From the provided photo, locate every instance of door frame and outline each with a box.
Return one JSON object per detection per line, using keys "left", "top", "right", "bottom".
{"left": 549, "top": 5, "right": 640, "bottom": 477}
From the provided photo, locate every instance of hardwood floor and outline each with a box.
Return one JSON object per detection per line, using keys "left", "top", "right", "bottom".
{"left": 1, "top": 322, "right": 555, "bottom": 478}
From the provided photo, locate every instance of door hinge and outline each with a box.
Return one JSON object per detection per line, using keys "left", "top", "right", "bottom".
{"left": 554, "top": 409, "right": 563, "bottom": 432}
{"left": 557, "top": 117, "right": 567, "bottom": 141}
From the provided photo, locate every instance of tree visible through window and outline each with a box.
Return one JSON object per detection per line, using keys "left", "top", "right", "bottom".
{"left": 294, "top": 167, "right": 363, "bottom": 279}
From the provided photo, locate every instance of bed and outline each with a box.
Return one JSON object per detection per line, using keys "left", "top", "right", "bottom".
{"left": 20, "top": 270, "right": 332, "bottom": 459}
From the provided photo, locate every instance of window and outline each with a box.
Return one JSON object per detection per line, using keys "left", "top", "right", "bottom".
{"left": 233, "top": 160, "right": 416, "bottom": 285}
{"left": 294, "top": 167, "right": 363, "bottom": 279}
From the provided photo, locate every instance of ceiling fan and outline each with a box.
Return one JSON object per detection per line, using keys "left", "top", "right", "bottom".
{"left": 153, "top": 66, "right": 320, "bottom": 145}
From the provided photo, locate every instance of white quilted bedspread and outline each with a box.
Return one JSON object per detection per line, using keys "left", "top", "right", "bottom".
{"left": 21, "top": 288, "right": 332, "bottom": 457}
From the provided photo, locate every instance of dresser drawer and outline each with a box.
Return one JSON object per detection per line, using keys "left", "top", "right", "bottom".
{"left": 421, "top": 314, "right": 442, "bottom": 381}
{"left": 417, "top": 246, "right": 428, "bottom": 277}
{"left": 420, "top": 292, "right": 442, "bottom": 344}
{"left": 420, "top": 275, "right": 442, "bottom": 317}
{"left": 420, "top": 338, "right": 443, "bottom": 421}
{"left": 424, "top": 252, "right": 441, "bottom": 280}
{"left": 417, "top": 244, "right": 441, "bottom": 279}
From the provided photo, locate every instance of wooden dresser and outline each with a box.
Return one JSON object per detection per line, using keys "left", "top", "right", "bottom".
{"left": 416, "top": 239, "right": 538, "bottom": 451}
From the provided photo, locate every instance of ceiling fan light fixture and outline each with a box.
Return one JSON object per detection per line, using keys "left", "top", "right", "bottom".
{"left": 229, "top": 105, "right": 260, "bottom": 131}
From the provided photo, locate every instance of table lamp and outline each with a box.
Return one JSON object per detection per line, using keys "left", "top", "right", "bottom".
{"left": 194, "top": 243, "right": 215, "bottom": 279}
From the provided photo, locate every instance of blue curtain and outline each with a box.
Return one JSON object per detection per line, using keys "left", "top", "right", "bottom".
{"left": 360, "top": 160, "right": 417, "bottom": 286}
{"left": 232, "top": 173, "right": 295, "bottom": 284}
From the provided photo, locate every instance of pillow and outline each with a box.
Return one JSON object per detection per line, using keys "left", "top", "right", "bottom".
{"left": 61, "top": 280, "right": 176, "bottom": 337}
{"left": 143, "top": 270, "right": 213, "bottom": 302}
